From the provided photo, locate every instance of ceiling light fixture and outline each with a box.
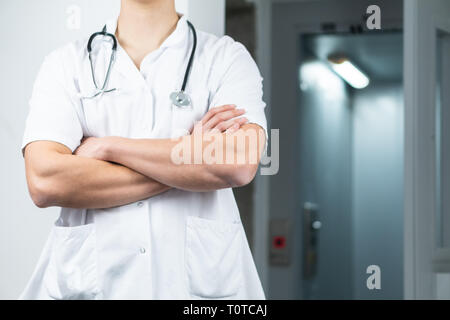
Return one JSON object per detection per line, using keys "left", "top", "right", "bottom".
{"left": 328, "top": 55, "right": 370, "bottom": 89}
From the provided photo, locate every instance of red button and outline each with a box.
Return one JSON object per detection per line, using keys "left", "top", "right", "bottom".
{"left": 273, "top": 236, "right": 286, "bottom": 249}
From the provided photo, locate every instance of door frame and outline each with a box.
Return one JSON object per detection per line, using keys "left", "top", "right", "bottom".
{"left": 404, "top": 0, "right": 450, "bottom": 299}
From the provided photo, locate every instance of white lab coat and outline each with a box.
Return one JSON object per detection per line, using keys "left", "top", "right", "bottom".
{"left": 20, "top": 16, "right": 267, "bottom": 300}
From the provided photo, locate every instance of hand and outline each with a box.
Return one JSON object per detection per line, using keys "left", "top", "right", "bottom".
{"left": 74, "top": 137, "right": 109, "bottom": 160}
{"left": 192, "top": 104, "right": 248, "bottom": 135}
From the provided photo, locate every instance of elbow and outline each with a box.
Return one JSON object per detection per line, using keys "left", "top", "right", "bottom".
{"left": 28, "top": 176, "right": 58, "bottom": 208}
{"left": 228, "top": 163, "right": 258, "bottom": 188}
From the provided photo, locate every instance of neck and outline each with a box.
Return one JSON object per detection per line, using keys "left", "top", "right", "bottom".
{"left": 116, "top": 0, "right": 179, "bottom": 68}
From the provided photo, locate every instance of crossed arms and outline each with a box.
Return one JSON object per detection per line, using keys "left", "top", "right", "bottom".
{"left": 24, "top": 105, "right": 266, "bottom": 209}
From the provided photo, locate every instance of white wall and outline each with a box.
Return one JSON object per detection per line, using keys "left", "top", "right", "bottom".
{"left": 176, "top": 0, "right": 225, "bottom": 36}
{"left": 0, "top": 0, "right": 224, "bottom": 300}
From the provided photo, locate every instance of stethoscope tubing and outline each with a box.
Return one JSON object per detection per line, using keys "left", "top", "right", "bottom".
{"left": 181, "top": 21, "right": 197, "bottom": 93}
{"left": 83, "top": 20, "right": 197, "bottom": 105}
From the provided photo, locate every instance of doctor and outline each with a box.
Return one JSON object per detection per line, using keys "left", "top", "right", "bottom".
{"left": 21, "top": 0, "right": 267, "bottom": 299}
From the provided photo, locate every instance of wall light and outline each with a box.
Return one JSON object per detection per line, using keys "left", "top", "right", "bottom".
{"left": 299, "top": 60, "right": 347, "bottom": 101}
{"left": 328, "top": 55, "right": 370, "bottom": 89}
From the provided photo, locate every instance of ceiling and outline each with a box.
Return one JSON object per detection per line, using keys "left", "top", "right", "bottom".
{"left": 303, "top": 32, "right": 403, "bottom": 82}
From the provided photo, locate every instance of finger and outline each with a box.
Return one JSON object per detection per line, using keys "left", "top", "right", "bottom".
{"left": 203, "top": 109, "right": 246, "bottom": 132}
{"left": 207, "top": 117, "right": 248, "bottom": 134}
{"left": 226, "top": 123, "right": 240, "bottom": 135}
{"left": 227, "top": 117, "right": 249, "bottom": 134}
{"left": 201, "top": 105, "right": 236, "bottom": 125}
{"left": 208, "top": 127, "right": 221, "bottom": 135}
{"left": 201, "top": 105, "right": 235, "bottom": 126}
{"left": 236, "top": 117, "right": 249, "bottom": 126}
{"left": 212, "top": 117, "right": 248, "bottom": 133}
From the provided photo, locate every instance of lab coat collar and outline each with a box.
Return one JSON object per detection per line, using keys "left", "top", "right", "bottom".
{"left": 100, "top": 14, "right": 189, "bottom": 85}
{"left": 104, "top": 14, "right": 189, "bottom": 49}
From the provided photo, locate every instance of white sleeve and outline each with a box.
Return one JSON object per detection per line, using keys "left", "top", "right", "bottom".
{"left": 209, "top": 39, "right": 267, "bottom": 138}
{"left": 22, "top": 52, "right": 83, "bottom": 153}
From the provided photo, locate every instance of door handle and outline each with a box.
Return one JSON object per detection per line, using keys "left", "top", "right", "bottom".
{"left": 303, "top": 202, "right": 321, "bottom": 279}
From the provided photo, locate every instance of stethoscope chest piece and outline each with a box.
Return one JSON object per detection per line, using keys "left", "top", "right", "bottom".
{"left": 170, "top": 91, "right": 192, "bottom": 108}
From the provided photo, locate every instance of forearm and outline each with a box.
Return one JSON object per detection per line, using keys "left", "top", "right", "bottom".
{"left": 25, "top": 142, "right": 170, "bottom": 209}
{"left": 102, "top": 124, "right": 265, "bottom": 191}
{"left": 38, "top": 155, "right": 169, "bottom": 209}
{"left": 106, "top": 138, "right": 231, "bottom": 191}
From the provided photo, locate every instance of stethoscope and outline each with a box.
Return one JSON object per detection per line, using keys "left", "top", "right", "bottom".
{"left": 83, "top": 20, "right": 197, "bottom": 108}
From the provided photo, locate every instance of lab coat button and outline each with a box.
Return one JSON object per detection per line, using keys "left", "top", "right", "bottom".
{"left": 140, "top": 247, "right": 146, "bottom": 254}
{"left": 137, "top": 201, "right": 144, "bottom": 207}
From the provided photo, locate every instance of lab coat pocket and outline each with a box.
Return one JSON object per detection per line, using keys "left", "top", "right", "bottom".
{"left": 44, "top": 223, "right": 101, "bottom": 300}
{"left": 186, "top": 216, "right": 243, "bottom": 299}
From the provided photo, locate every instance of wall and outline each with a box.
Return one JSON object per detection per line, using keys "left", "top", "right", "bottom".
{"left": 351, "top": 83, "right": 404, "bottom": 299}
{"left": 175, "top": 0, "right": 225, "bottom": 36}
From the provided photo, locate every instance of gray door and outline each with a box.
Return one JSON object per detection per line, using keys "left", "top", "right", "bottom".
{"left": 298, "top": 31, "right": 404, "bottom": 299}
